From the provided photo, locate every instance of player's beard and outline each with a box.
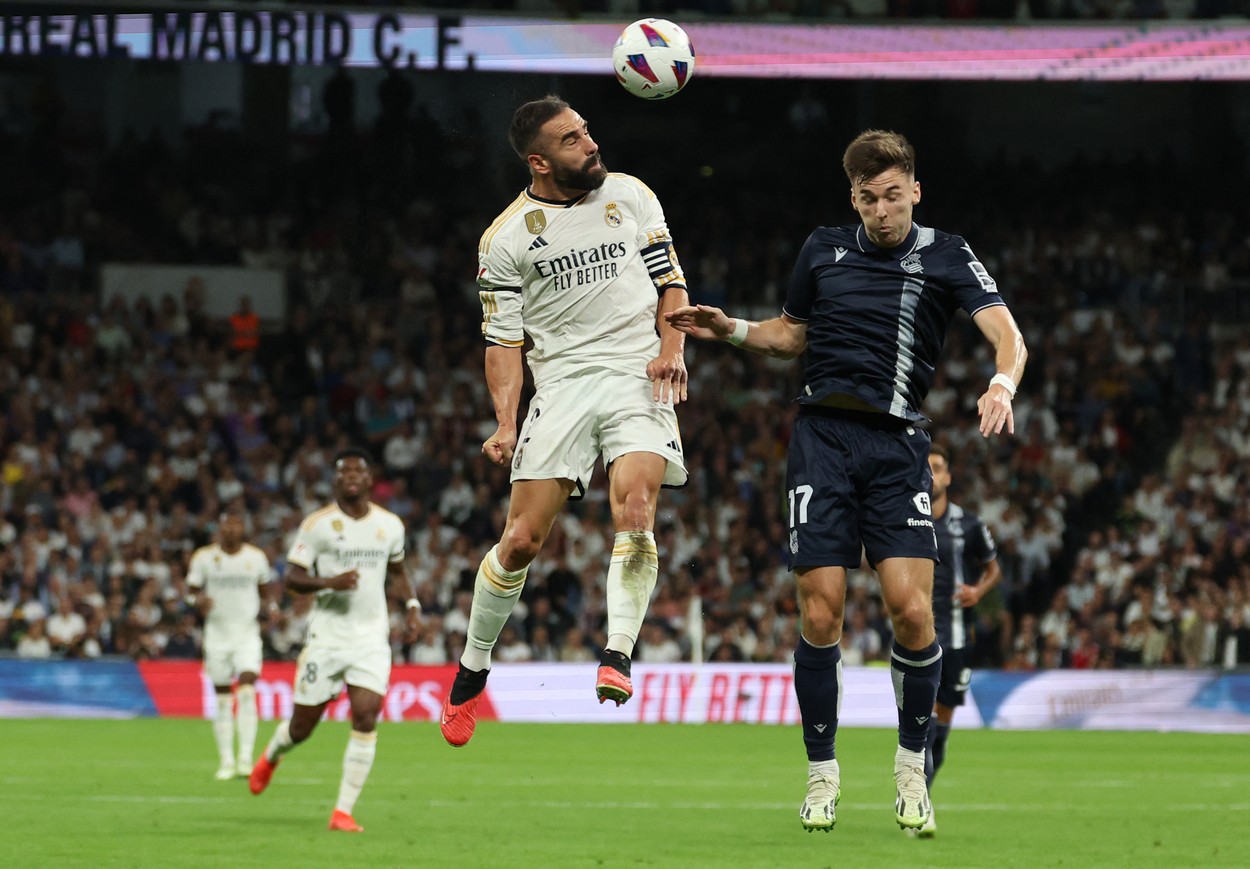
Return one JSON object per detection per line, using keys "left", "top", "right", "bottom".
{"left": 552, "top": 156, "right": 608, "bottom": 193}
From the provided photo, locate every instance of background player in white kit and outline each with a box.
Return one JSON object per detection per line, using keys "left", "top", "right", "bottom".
{"left": 440, "top": 95, "right": 690, "bottom": 747}
{"left": 249, "top": 449, "right": 420, "bottom": 833}
{"left": 186, "top": 509, "right": 271, "bottom": 780}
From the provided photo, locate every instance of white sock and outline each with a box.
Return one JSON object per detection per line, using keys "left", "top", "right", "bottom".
{"left": 235, "top": 684, "right": 258, "bottom": 768}
{"left": 264, "top": 719, "right": 295, "bottom": 763}
{"left": 461, "top": 545, "right": 528, "bottom": 672}
{"left": 809, "top": 758, "right": 840, "bottom": 779}
{"left": 213, "top": 691, "right": 234, "bottom": 766}
{"left": 334, "top": 730, "right": 377, "bottom": 816}
{"left": 896, "top": 745, "right": 925, "bottom": 767}
{"left": 604, "top": 531, "right": 659, "bottom": 657}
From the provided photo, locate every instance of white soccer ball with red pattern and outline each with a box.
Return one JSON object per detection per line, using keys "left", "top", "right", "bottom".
{"left": 611, "top": 18, "right": 696, "bottom": 101}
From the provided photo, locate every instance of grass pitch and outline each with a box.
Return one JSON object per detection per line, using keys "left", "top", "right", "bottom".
{"left": 2, "top": 719, "right": 1244, "bottom": 868}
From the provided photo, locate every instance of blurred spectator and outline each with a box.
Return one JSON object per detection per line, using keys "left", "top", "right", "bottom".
{"left": 16, "top": 620, "right": 52, "bottom": 658}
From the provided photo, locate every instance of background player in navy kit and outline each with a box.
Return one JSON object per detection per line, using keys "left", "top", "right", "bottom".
{"left": 666, "top": 130, "right": 1027, "bottom": 833}
{"left": 910, "top": 443, "right": 1001, "bottom": 839}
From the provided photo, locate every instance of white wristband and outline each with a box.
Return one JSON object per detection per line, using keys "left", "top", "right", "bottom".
{"left": 989, "top": 373, "right": 1017, "bottom": 398}
{"left": 726, "top": 318, "right": 749, "bottom": 346}
{"left": 405, "top": 598, "right": 421, "bottom": 611}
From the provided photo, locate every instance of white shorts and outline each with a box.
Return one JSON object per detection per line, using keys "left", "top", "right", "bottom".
{"left": 512, "top": 369, "right": 687, "bottom": 498}
{"left": 292, "top": 644, "right": 391, "bottom": 706}
{"left": 203, "top": 635, "right": 263, "bottom": 687}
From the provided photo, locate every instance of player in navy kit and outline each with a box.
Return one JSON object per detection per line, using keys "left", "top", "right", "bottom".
{"left": 666, "top": 130, "right": 1026, "bottom": 833}
{"left": 910, "top": 443, "right": 1001, "bottom": 838}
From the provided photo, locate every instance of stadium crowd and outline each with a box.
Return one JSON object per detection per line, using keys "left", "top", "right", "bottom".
{"left": 1, "top": 71, "right": 1248, "bottom": 674}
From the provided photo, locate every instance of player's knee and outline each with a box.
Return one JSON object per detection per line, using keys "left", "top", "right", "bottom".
{"left": 614, "top": 489, "right": 655, "bottom": 532}
{"left": 499, "top": 523, "right": 544, "bottom": 568}
{"left": 798, "top": 603, "right": 843, "bottom": 644}
{"left": 351, "top": 710, "right": 379, "bottom": 733}
{"left": 288, "top": 718, "right": 317, "bottom": 743}
{"left": 889, "top": 599, "right": 934, "bottom": 641}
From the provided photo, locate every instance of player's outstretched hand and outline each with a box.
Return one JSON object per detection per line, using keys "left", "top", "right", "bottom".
{"left": 647, "top": 350, "right": 688, "bottom": 405}
{"left": 977, "top": 383, "right": 1015, "bottom": 437}
{"left": 482, "top": 425, "right": 518, "bottom": 466}
{"left": 664, "top": 304, "right": 733, "bottom": 342}
{"left": 327, "top": 569, "right": 360, "bottom": 592}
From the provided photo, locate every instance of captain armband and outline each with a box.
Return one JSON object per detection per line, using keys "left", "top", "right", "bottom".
{"left": 642, "top": 241, "right": 687, "bottom": 293}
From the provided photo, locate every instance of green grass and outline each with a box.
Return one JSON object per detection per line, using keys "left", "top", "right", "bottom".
{"left": 2, "top": 719, "right": 1245, "bottom": 868}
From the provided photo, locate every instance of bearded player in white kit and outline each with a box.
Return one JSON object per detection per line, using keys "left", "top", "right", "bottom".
{"left": 186, "top": 509, "right": 272, "bottom": 780}
{"left": 440, "top": 95, "right": 690, "bottom": 747}
{"left": 249, "top": 448, "right": 420, "bottom": 833}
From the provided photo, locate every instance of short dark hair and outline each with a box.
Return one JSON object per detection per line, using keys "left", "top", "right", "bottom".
{"left": 929, "top": 443, "right": 950, "bottom": 465}
{"left": 334, "top": 447, "right": 374, "bottom": 469}
{"left": 508, "top": 95, "right": 570, "bottom": 162}
{"left": 843, "top": 130, "right": 916, "bottom": 187}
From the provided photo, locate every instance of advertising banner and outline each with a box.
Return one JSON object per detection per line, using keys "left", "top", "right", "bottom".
{"left": 5, "top": 659, "right": 1250, "bottom": 733}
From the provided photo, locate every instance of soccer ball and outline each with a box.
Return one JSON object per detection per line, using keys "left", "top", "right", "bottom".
{"left": 611, "top": 18, "right": 695, "bottom": 101}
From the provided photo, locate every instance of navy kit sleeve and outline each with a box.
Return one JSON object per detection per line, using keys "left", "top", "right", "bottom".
{"left": 967, "top": 514, "right": 998, "bottom": 566}
{"left": 945, "top": 235, "right": 1007, "bottom": 317}
{"left": 781, "top": 231, "right": 820, "bottom": 322}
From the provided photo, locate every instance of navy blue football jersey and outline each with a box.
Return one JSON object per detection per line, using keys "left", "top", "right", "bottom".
{"left": 932, "top": 502, "right": 997, "bottom": 650}
{"left": 783, "top": 222, "right": 1006, "bottom": 422}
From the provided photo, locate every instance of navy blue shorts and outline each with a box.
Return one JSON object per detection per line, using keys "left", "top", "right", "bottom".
{"left": 936, "top": 645, "right": 972, "bottom": 708}
{"left": 785, "top": 407, "right": 937, "bottom": 570}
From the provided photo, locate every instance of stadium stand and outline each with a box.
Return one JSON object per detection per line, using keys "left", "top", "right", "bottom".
{"left": 0, "top": 64, "right": 1247, "bottom": 674}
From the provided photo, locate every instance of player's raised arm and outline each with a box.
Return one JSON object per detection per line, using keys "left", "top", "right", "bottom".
{"left": 971, "top": 305, "right": 1027, "bottom": 437}
{"left": 483, "top": 344, "right": 523, "bottom": 465}
{"left": 665, "top": 305, "right": 808, "bottom": 360}
{"left": 649, "top": 285, "right": 690, "bottom": 405}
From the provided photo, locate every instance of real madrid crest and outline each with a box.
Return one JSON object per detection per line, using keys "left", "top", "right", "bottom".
{"left": 524, "top": 210, "right": 547, "bottom": 235}
{"left": 901, "top": 252, "right": 924, "bottom": 274}
{"left": 604, "top": 202, "right": 622, "bottom": 228}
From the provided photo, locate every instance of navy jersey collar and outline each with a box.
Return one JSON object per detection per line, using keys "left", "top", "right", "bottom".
{"left": 855, "top": 223, "right": 920, "bottom": 259}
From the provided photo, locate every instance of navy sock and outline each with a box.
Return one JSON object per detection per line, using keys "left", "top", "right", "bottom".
{"left": 923, "top": 717, "right": 938, "bottom": 786}
{"left": 793, "top": 637, "right": 841, "bottom": 762}
{"left": 891, "top": 640, "right": 942, "bottom": 752}
{"left": 930, "top": 721, "right": 951, "bottom": 786}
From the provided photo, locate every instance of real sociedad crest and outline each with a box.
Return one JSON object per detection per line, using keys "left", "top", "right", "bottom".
{"left": 604, "top": 202, "right": 622, "bottom": 227}
{"left": 901, "top": 252, "right": 924, "bottom": 274}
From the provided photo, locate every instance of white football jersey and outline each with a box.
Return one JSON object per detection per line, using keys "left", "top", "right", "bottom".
{"left": 187, "top": 543, "right": 270, "bottom": 645}
{"left": 477, "top": 173, "right": 685, "bottom": 390}
{"left": 286, "top": 503, "right": 405, "bottom": 649}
